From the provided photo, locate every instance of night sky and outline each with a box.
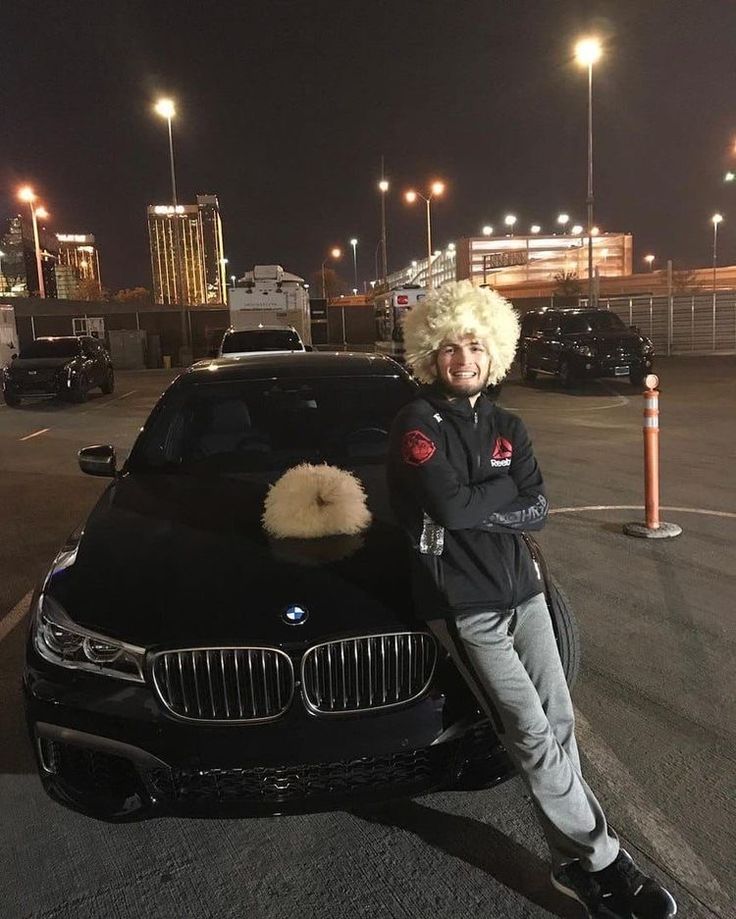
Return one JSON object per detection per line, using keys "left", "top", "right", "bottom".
{"left": 4, "top": 0, "right": 735, "bottom": 292}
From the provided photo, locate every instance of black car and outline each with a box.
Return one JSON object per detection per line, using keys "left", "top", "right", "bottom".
{"left": 519, "top": 308, "right": 654, "bottom": 387}
{"left": 2, "top": 335, "right": 114, "bottom": 406}
{"left": 23, "top": 352, "right": 579, "bottom": 820}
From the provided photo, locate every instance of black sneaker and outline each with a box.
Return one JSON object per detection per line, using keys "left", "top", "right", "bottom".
{"left": 551, "top": 848, "right": 677, "bottom": 918}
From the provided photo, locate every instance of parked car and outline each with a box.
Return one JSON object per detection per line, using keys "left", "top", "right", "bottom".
{"left": 2, "top": 336, "right": 114, "bottom": 406}
{"left": 24, "top": 352, "right": 579, "bottom": 820}
{"left": 216, "top": 325, "right": 309, "bottom": 358}
{"left": 519, "top": 308, "right": 654, "bottom": 387}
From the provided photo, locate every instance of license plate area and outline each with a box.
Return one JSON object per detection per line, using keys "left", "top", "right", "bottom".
{"left": 614, "top": 365, "right": 629, "bottom": 376}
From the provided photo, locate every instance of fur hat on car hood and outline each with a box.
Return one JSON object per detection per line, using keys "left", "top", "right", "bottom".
{"left": 402, "top": 280, "right": 520, "bottom": 385}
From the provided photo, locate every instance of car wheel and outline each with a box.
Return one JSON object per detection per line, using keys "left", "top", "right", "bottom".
{"left": 100, "top": 370, "right": 115, "bottom": 394}
{"left": 3, "top": 389, "right": 21, "bottom": 407}
{"left": 70, "top": 375, "right": 89, "bottom": 403}
{"left": 520, "top": 351, "right": 537, "bottom": 382}
{"left": 629, "top": 369, "right": 645, "bottom": 387}
{"left": 546, "top": 578, "right": 581, "bottom": 690}
{"left": 558, "top": 358, "right": 575, "bottom": 388}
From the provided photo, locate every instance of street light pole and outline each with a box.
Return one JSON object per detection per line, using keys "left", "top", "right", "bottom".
{"left": 405, "top": 181, "right": 444, "bottom": 291}
{"left": 712, "top": 213, "right": 723, "bottom": 351}
{"left": 575, "top": 37, "right": 602, "bottom": 308}
{"left": 18, "top": 187, "right": 46, "bottom": 298}
{"left": 350, "top": 238, "right": 358, "bottom": 291}
{"left": 378, "top": 157, "right": 389, "bottom": 282}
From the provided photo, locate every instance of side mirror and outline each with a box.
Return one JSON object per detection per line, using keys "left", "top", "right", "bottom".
{"left": 79, "top": 444, "right": 117, "bottom": 477}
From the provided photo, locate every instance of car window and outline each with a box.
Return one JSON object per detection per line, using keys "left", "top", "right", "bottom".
{"left": 561, "top": 315, "right": 592, "bottom": 334}
{"left": 20, "top": 339, "right": 81, "bottom": 359}
{"left": 587, "top": 312, "right": 627, "bottom": 332}
{"left": 521, "top": 313, "right": 544, "bottom": 335}
{"left": 128, "top": 375, "right": 415, "bottom": 474}
{"left": 542, "top": 314, "right": 561, "bottom": 335}
{"left": 221, "top": 330, "right": 302, "bottom": 353}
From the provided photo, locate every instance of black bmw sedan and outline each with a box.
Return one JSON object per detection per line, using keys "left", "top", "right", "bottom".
{"left": 23, "top": 352, "right": 579, "bottom": 820}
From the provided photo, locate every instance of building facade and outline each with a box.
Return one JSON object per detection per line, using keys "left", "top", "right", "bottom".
{"left": 56, "top": 234, "right": 102, "bottom": 294}
{"left": 385, "top": 231, "right": 633, "bottom": 292}
{"left": 147, "top": 195, "right": 227, "bottom": 306}
{"left": 0, "top": 215, "right": 58, "bottom": 297}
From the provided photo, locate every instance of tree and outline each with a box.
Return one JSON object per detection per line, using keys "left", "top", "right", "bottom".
{"left": 74, "top": 278, "right": 108, "bottom": 301}
{"left": 309, "top": 268, "right": 349, "bottom": 300}
{"left": 113, "top": 287, "right": 152, "bottom": 303}
{"left": 671, "top": 268, "right": 700, "bottom": 294}
{"left": 553, "top": 271, "right": 582, "bottom": 297}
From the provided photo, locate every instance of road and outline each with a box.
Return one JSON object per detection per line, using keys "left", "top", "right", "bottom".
{"left": 0, "top": 359, "right": 733, "bottom": 919}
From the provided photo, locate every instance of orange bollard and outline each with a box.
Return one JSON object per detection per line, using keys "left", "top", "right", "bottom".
{"left": 623, "top": 374, "right": 682, "bottom": 539}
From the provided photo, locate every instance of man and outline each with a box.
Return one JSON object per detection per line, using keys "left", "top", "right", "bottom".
{"left": 386, "top": 281, "right": 677, "bottom": 919}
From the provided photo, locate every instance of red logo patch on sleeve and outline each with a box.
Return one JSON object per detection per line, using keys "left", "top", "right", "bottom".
{"left": 402, "top": 429, "right": 437, "bottom": 466}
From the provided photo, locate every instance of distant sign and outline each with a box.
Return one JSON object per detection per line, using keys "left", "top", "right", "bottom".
{"left": 482, "top": 250, "right": 529, "bottom": 270}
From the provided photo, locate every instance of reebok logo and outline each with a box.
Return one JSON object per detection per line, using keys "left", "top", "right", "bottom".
{"left": 491, "top": 436, "right": 513, "bottom": 467}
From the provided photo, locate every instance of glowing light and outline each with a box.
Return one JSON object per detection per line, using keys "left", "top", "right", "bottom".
{"left": 405, "top": 190, "right": 417, "bottom": 203}
{"left": 330, "top": 247, "right": 342, "bottom": 259}
{"left": 154, "top": 98, "right": 176, "bottom": 120}
{"left": 575, "top": 37, "right": 602, "bottom": 67}
{"left": 712, "top": 213, "right": 724, "bottom": 225}
{"left": 350, "top": 238, "right": 358, "bottom": 247}
{"left": 35, "top": 207, "right": 49, "bottom": 220}
{"left": 430, "top": 181, "right": 445, "bottom": 196}
{"left": 725, "top": 172, "right": 736, "bottom": 183}
{"left": 571, "top": 224, "right": 583, "bottom": 234}
{"left": 378, "top": 180, "right": 389, "bottom": 192}
{"left": 18, "top": 186, "right": 36, "bottom": 203}
{"left": 504, "top": 214, "right": 517, "bottom": 227}
{"left": 530, "top": 225, "right": 541, "bottom": 234}
{"left": 591, "top": 226, "right": 600, "bottom": 236}
{"left": 482, "top": 225, "right": 493, "bottom": 236}
{"left": 557, "top": 213, "right": 570, "bottom": 226}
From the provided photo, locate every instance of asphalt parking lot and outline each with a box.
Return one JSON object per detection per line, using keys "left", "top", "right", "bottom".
{"left": 0, "top": 357, "right": 733, "bottom": 919}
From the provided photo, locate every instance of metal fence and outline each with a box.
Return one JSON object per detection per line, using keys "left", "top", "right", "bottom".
{"left": 588, "top": 293, "right": 736, "bottom": 355}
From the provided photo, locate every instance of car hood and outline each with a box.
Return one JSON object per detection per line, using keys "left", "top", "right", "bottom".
{"left": 10, "top": 356, "right": 75, "bottom": 371}
{"left": 219, "top": 349, "right": 304, "bottom": 358}
{"left": 47, "top": 469, "right": 416, "bottom": 650}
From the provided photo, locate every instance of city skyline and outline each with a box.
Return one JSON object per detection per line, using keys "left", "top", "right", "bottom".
{"left": 3, "top": 1, "right": 736, "bottom": 292}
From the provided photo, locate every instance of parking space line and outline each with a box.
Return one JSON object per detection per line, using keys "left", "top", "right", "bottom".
{"left": 0, "top": 592, "right": 31, "bottom": 644}
{"left": 550, "top": 504, "right": 736, "bottom": 519}
{"left": 19, "top": 428, "right": 49, "bottom": 442}
{"left": 79, "top": 390, "right": 137, "bottom": 415}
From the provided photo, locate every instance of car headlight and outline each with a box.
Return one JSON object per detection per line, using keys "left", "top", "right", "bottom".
{"left": 32, "top": 593, "right": 146, "bottom": 683}
{"left": 640, "top": 337, "right": 654, "bottom": 354}
{"left": 571, "top": 344, "right": 595, "bottom": 358}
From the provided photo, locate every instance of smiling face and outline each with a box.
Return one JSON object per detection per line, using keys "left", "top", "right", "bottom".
{"left": 435, "top": 334, "right": 491, "bottom": 399}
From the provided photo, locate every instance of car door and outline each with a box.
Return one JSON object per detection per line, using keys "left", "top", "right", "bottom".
{"left": 521, "top": 313, "right": 545, "bottom": 369}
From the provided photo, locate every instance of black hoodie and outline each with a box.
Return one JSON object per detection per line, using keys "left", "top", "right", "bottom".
{"left": 387, "top": 383, "right": 548, "bottom": 619}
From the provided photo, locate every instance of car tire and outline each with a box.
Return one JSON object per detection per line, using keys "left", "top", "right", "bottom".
{"left": 3, "top": 389, "right": 21, "bottom": 407}
{"left": 558, "top": 358, "right": 575, "bottom": 388}
{"left": 520, "top": 351, "right": 537, "bottom": 382}
{"left": 546, "top": 578, "right": 581, "bottom": 690}
{"left": 100, "top": 370, "right": 115, "bottom": 394}
{"left": 629, "top": 369, "right": 645, "bottom": 387}
{"left": 70, "top": 375, "right": 89, "bottom": 403}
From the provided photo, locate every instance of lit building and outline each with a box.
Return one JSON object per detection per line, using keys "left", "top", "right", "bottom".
{"left": 147, "top": 194, "right": 227, "bottom": 306}
{"left": 386, "top": 231, "right": 632, "bottom": 291}
{"left": 0, "top": 215, "right": 58, "bottom": 297}
{"left": 56, "top": 234, "right": 102, "bottom": 289}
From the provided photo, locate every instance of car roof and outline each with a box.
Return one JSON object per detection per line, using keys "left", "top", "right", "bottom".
{"left": 224, "top": 325, "right": 299, "bottom": 333}
{"left": 35, "top": 335, "right": 83, "bottom": 342}
{"left": 524, "top": 307, "right": 610, "bottom": 317}
{"left": 186, "top": 350, "right": 408, "bottom": 382}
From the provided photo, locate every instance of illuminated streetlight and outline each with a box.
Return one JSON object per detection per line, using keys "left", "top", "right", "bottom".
{"left": 712, "top": 213, "right": 723, "bottom": 303}
{"left": 725, "top": 172, "right": 736, "bottom": 183}
{"left": 321, "top": 247, "right": 342, "bottom": 300}
{"left": 349, "top": 237, "right": 358, "bottom": 290}
{"left": 17, "top": 186, "right": 47, "bottom": 298}
{"left": 504, "top": 214, "right": 517, "bottom": 235}
{"left": 530, "top": 224, "right": 541, "bottom": 234}
{"left": 644, "top": 254, "right": 655, "bottom": 271}
{"left": 572, "top": 224, "right": 584, "bottom": 235}
{"left": 404, "top": 181, "right": 446, "bottom": 289}
{"left": 575, "top": 35, "right": 603, "bottom": 305}
{"left": 557, "top": 213, "right": 570, "bottom": 232}
{"left": 482, "top": 225, "right": 493, "bottom": 236}
{"left": 591, "top": 226, "right": 600, "bottom": 235}
{"left": 378, "top": 171, "right": 389, "bottom": 281}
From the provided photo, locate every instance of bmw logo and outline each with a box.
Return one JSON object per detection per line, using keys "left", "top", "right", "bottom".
{"left": 283, "top": 604, "right": 308, "bottom": 626}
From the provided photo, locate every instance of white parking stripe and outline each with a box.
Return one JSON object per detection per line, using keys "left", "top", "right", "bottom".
{"left": 0, "top": 592, "right": 32, "bottom": 644}
{"left": 551, "top": 504, "right": 736, "bottom": 519}
{"left": 575, "top": 711, "right": 727, "bottom": 907}
{"left": 19, "top": 428, "right": 49, "bottom": 442}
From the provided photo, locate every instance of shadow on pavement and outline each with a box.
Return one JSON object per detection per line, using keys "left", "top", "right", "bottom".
{"left": 350, "top": 798, "right": 582, "bottom": 919}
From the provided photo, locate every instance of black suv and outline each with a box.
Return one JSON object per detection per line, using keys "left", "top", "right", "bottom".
{"left": 2, "top": 336, "right": 114, "bottom": 406}
{"left": 519, "top": 308, "right": 654, "bottom": 387}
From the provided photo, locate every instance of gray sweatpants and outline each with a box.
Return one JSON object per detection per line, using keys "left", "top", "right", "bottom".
{"left": 428, "top": 591, "right": 620, "bottom": 872}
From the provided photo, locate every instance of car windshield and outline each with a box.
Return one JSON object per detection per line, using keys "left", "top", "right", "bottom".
{"left": 561, "top": 312, "right": 627, "bottom": 334}
{"left": 127, "top": 375, "right": 415, "bottom": 474}
{"left": 222, "top": 330, "right": 302, "bottom": 353}
{"left": 20, "top": 338, "right": 81, "bottom": 359}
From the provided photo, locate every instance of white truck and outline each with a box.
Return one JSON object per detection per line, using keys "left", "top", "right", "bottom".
{"left": 0, "top": 304, "right": 19, "bottom": 368}
{"left": 228, "top": 265, "right": 312, "bottom": 347}
{"left": 373, "top": 285, "right": 427, "bottom": 363}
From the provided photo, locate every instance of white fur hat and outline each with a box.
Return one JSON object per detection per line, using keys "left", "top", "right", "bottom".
{"left": 402, "top": 280, "right": 520, "bottom": 385}
{"left": 262, "top": 463, "right": 372, "bottom": 539}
